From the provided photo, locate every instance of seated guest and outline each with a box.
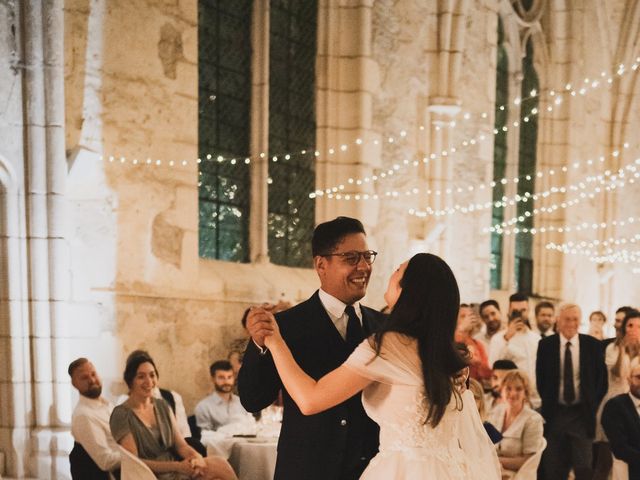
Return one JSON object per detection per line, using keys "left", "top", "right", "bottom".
{"left": 195, "top": 360, "right": 248, "bottom": 431}
{"left": 455, "top": 303, "right": 492, "bottom": 382}
{"left": 110, "top": 352, "right": 237, "bottom": 480}
{"left": 468, "top": 378, "right": 502, "bottom": 444}
{"left": 118, "top": 350, "right": 205, "bottom": 455}
{"left": 601, "top": 359, "right": 640, "bottom": 479}
{"left": 488, "top": 370, "right": 544, "bottom": 478}
{"left": 486, "top": 359, "right": 518, "bottom": 415}
{"left": 69, "top": 357, "right": 120, "bottom": 479}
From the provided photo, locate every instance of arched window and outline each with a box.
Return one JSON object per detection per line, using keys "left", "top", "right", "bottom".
{"left": 490, "top": 18, "right": 508, "bottom": 289}
{"left": 515, "top": 38, "right": 538, "bottom": 293}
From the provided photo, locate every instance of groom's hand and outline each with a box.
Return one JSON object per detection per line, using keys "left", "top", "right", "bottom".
{"left": 247, "top": 306, "right": 276, "bottom": 347}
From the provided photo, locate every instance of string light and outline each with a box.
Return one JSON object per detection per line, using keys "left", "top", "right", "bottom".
{"left": 409, "top": 155, "right": 639, "bottom": 219}
{"left": 493, "top": 167, "right": 638, "bottom": 229}
{"left": 546, "top": 241, "right": 640, "bottom": 265}
{"left": 100, "top": 59, "right": 639, "bottom": 183}
{"left": 314, "top": 61, "right": 638, "bottom": 195}
{"left": 485, "top": 216, "right": 640, "bottom": 236}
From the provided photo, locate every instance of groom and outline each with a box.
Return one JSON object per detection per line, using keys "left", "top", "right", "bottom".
{"left": 238, "top": 217, "right": 384, "bottom": 480}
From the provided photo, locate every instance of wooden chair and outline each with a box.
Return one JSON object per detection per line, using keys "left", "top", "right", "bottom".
{"left": 512, "top": 437, "right": 547, "bottom": 480}
{"left": 118, "top": 446, "right": 156, "bottom": 480}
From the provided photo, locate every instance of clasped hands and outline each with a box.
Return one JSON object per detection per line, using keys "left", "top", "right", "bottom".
{"left": 178, "top": 456, "right": 206, "bottom": 478}
{"left": 246, "top": 304, "right": 283, "bottom": 349}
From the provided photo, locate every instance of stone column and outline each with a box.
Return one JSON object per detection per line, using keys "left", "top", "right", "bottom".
{"left": 249, "top": 0, "right": 270, "bottom": 263}
{"left": 22, "top": 1, "right": 71, "bottom": 477}
{"left": 315, "top": 0, "right": 380, "bottom": 228}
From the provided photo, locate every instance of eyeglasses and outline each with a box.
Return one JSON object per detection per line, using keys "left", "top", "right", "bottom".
{"left": 321, "top": 250, "right": 378, "bottom": 266}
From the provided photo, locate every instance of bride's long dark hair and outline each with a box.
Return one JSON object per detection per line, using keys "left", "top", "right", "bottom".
{"left": 374, "top": 253, "right": 466, "bottom": 427}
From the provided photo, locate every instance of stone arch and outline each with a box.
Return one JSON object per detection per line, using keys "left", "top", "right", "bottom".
{"left": 0, "top": 154, "right": 31, "bottom": 477}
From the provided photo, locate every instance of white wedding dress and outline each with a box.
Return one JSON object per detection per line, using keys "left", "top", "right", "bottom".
{"left": 344, "top": 332, "right": 501, "bottom": 480}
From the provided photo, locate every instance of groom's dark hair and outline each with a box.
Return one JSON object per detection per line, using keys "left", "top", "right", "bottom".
{"left": 311, "top": 216, "right": 366, "bottom": 257}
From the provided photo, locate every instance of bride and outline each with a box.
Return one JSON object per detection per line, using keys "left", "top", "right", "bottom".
{"left": 261, "top": 253, "right": 501, "bottom": 479}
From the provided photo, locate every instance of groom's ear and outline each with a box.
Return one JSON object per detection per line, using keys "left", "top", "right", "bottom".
{"left": 314, "top": 255, "right": 326, "bottom": 276}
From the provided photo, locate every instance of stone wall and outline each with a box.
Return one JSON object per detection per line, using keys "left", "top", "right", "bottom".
{"left": 1, "top": 0, "right": 640, "bottom": 477}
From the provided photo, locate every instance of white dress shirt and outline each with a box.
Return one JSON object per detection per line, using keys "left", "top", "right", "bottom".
{"left": 488, "top": 328, "right": 541, "bottom": 408}
{"left": 71, "top": 395, "right": 121, "bottom": 472}
{"left": 559, "top": 334, "right": 581, "bottom": 404}
{"left": 318, "top": 288, "right": 363, "bottom": 340}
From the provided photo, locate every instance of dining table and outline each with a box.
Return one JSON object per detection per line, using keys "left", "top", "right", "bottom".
{"left": 201, "top": 413, "right": 281, "bottom": 480}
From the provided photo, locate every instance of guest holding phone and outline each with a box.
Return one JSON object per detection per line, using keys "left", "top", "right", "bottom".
{"left": 489, "top": 293, "right": 541, "bottom": 408}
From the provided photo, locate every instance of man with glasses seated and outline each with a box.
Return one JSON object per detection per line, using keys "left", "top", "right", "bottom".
{"left": 239, "top": 216, "right": 385, "bottom": 480}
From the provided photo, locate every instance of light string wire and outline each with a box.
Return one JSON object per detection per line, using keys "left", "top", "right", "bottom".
{"left": 99, "top": 58, "right": 639, "bottom": 178}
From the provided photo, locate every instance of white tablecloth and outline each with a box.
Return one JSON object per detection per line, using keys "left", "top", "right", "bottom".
{"left": 204, "top": 435, "right": 277, "bottom": 480}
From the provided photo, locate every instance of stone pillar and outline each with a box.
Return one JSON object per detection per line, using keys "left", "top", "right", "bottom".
{"left": 425, "top": 102, "right": 460, "bottom": 260}
{"left": 249, "top": 0, "right": 270, "bottom": 263}
{"left": 22, "top": 1, "right": 71, "bottom": 477}
{"left": 315, "top": 0, "right": 380, "bottom": 228}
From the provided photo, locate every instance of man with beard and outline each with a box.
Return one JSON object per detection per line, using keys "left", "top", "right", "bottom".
{"left": 69, "top": 357, "right": 121, "bottom": 479}
{"left": 195, "top": 360, "right": 248, "bottom": 431}
{"left": 239, "top": 216, "right": 385, "bottom": 480}
{"left": 534, "top": 301, "right": 556, "bottom": 338}
{"left": 475, "top": 299, "right": 504, "bottom": 351}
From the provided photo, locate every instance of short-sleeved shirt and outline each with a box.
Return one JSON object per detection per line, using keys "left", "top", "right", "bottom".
{"left": 110, "top": 397, "right": 182, "bottom": 480}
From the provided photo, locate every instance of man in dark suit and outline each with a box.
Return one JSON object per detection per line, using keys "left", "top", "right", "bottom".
{"left": 238, "top": 217, "right": 384, "bottom": 480}
{"left": 601, "top": 361, "right": 640, "bottom": 479}
{"left": 536, "top": 303, "right": 607, "bottom": 480}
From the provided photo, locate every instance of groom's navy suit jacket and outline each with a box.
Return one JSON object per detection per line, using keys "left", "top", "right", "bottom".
{"left": 601, "top": 393, "right": 640, "bottom": 479}
{"left": 238, "top": 291, "right": 384, "bottom": 480}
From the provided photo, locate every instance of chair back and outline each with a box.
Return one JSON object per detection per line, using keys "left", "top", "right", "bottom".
{"left": 118, "top": 446, "right": 156, "bottom": 480}
{"left": 512, "top": 437, "right": 546, "bottom": 480}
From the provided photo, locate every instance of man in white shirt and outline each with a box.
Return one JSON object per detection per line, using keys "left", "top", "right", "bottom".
{"left": 488, "top": 293, "right": 541, "bottom": 408}
{"left": 474, "top": 299, "right": 504, "bottom": 351}
{"left": 195, "top": 360, "right": 248, "bottom": 431}
{"left": 69, "top": 358, "right": 120, "bottom": 479}
{"left": 534, "top": 301, "right": 556, "bottom": 338}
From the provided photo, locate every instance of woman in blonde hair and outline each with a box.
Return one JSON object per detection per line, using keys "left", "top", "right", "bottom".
{"left": 487, "top": 370, "right": 544, "bottom": 479}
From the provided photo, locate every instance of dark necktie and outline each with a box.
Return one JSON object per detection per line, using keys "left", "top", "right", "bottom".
{"left": 345, "top": 305, "right": 364, "bottom": 350}
{"left": 563, "top": 341, "right": 576, "bottom": 404}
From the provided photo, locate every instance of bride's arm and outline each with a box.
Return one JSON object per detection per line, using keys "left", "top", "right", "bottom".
{"left": 263, "top": 312, "right": 372, "bottom": 415}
